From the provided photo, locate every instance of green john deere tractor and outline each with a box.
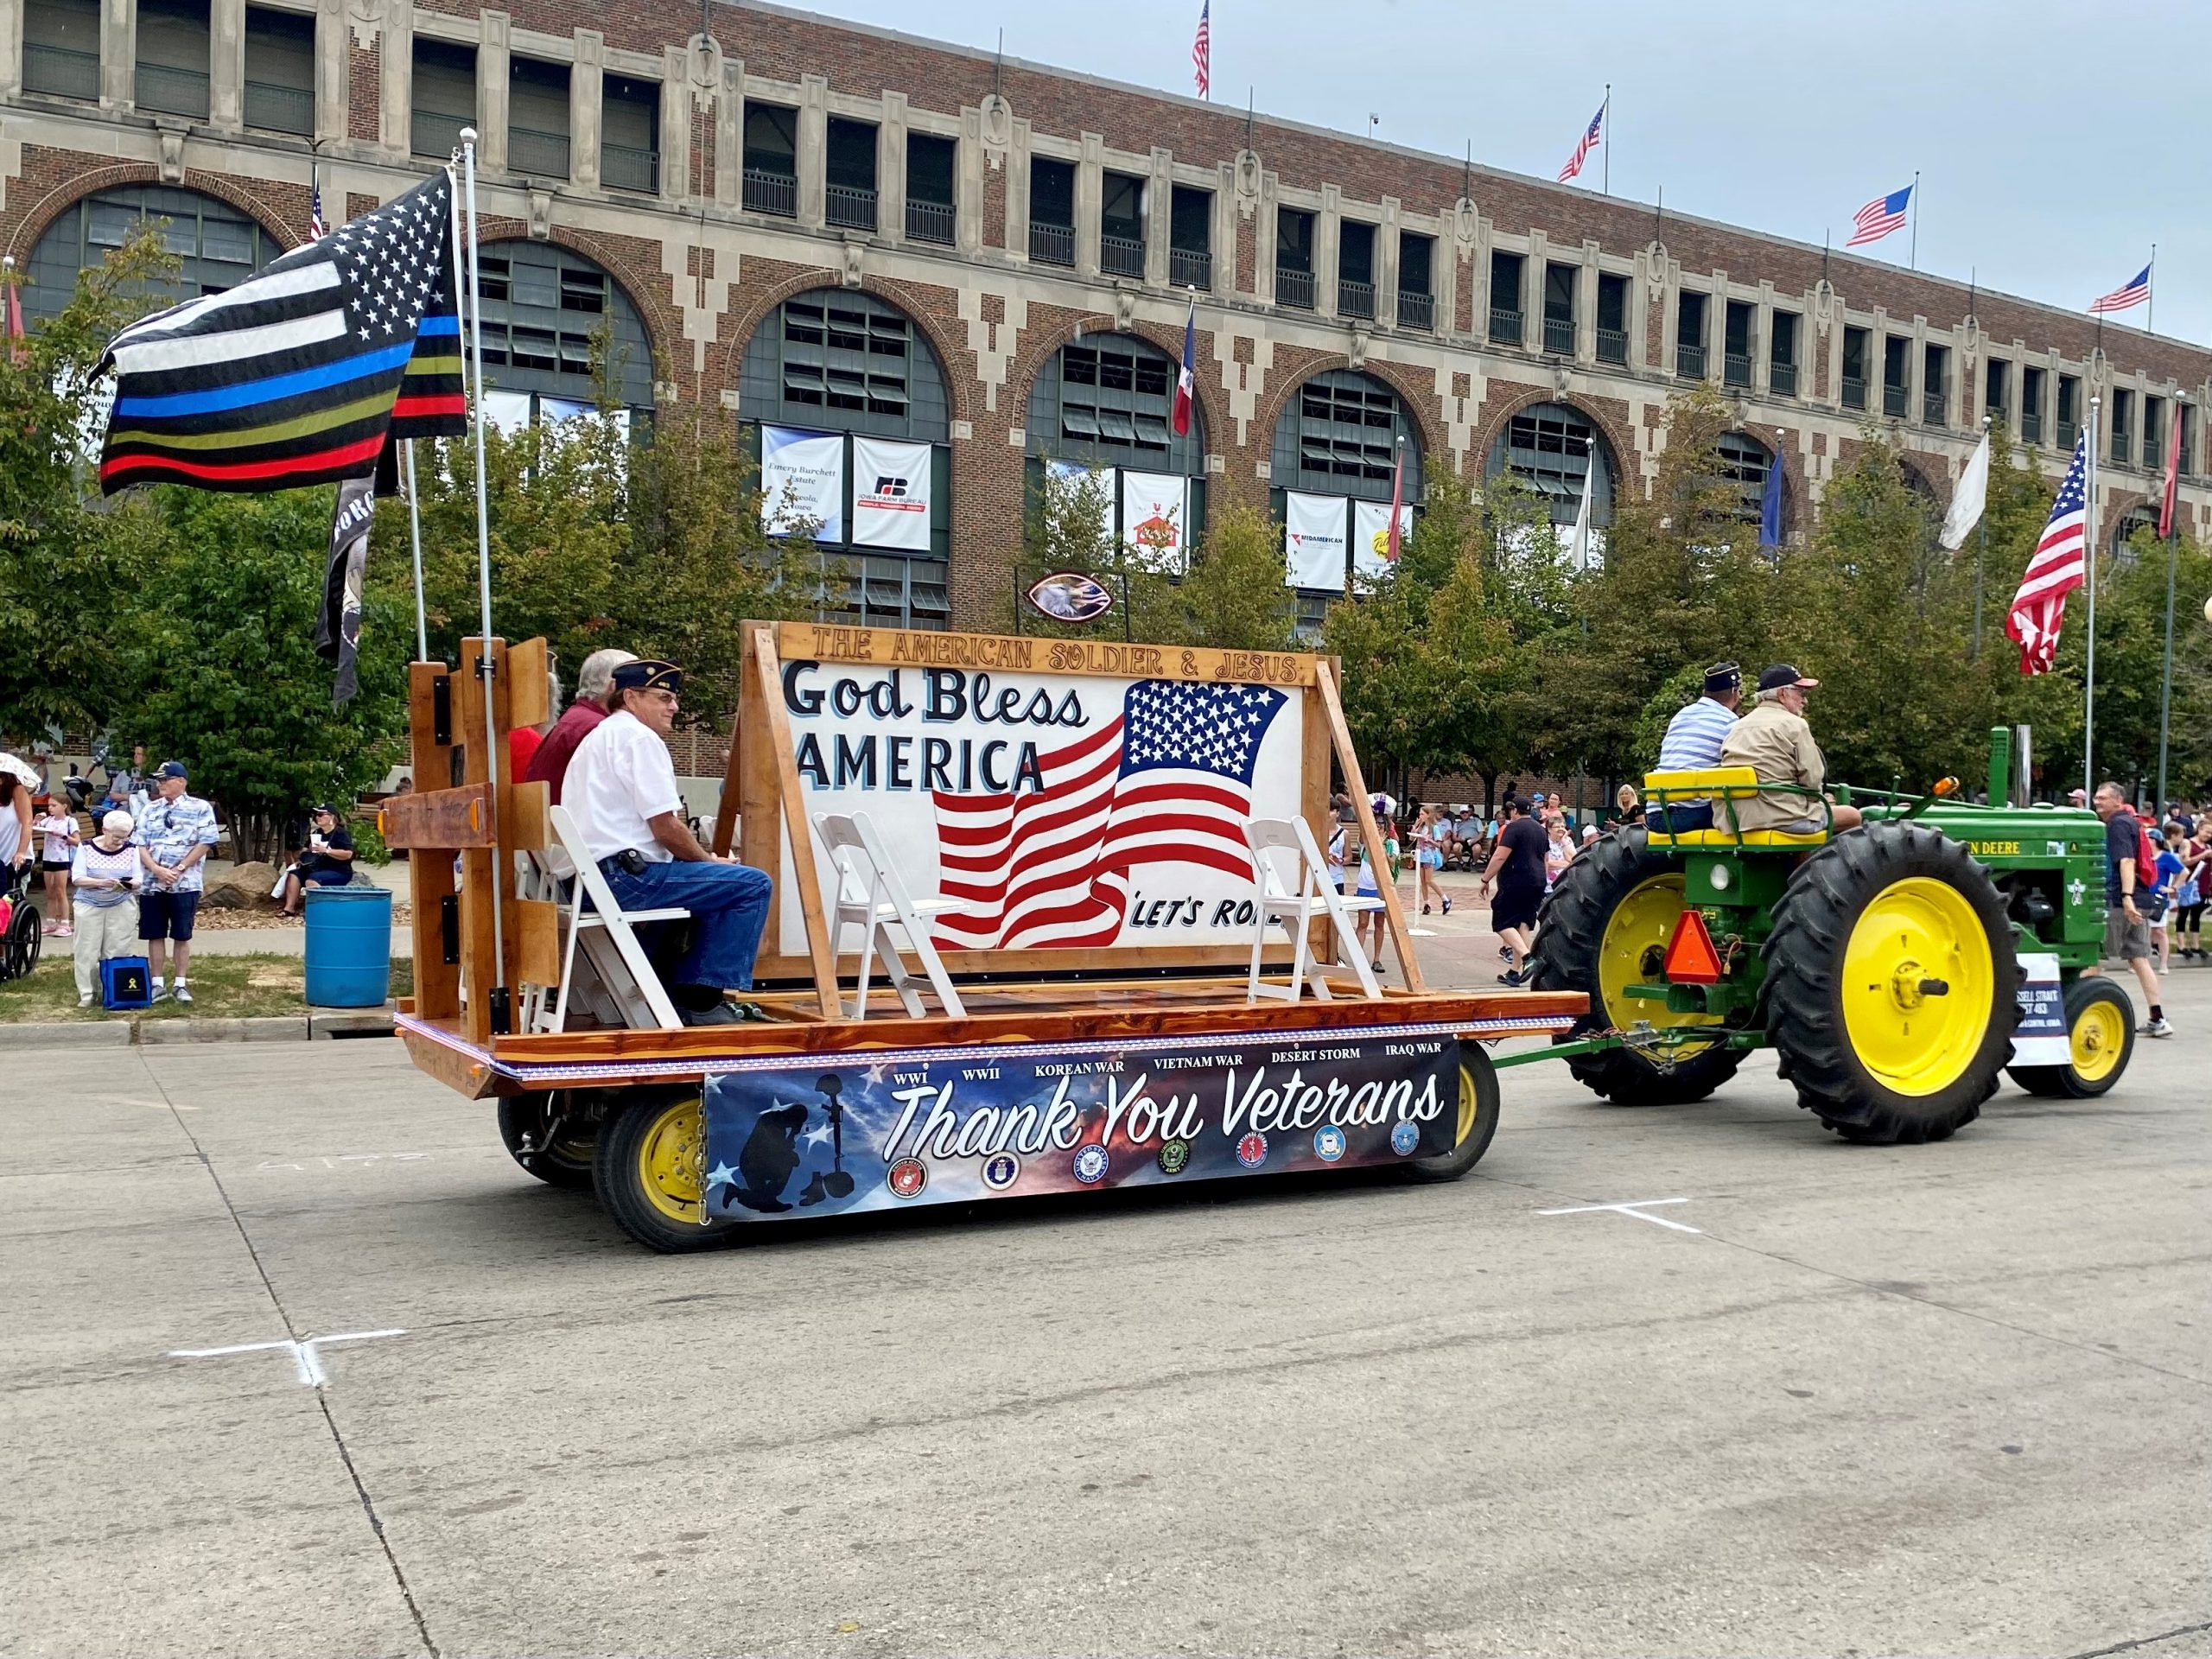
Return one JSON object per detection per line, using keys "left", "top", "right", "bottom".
{"left": 1526, "top": 727, "right": 2130, "bottom": 1143}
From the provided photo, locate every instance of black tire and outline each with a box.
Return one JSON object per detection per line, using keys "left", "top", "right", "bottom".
{"left": 1406, "top": 1047, "right": 1502, "bottom": 1181}
{"left": 497, "top": 1091, "right": 601, "bottom": 1190}
{"left": 592, "top": 1090, "right": 742, "bottom": 1253}
{"left": 1528, "top": 828, "right": 1745, "bottom": 1106}
{"left": 3, "top": 896, "right": 41, "bottom": 982}
{"left": 2005, "top": 976, "right": 2135, "bottom": 1099}
{"left": 1765, "top": 822, "right": 2017, "bottom": 1144}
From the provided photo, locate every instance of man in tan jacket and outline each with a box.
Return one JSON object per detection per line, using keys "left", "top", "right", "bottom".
{"left": 1719, "top": 665, "right": 1864, "bottom": 835}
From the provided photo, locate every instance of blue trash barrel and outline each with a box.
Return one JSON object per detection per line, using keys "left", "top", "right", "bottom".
{"left": 303, "top": 885, "right": 393, "bottom": 1007}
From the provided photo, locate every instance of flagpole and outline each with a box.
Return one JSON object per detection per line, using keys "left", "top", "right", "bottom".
{"left": 1973, "top": 412, "right": 1989, "bottom": 658}
{"left": 458, "top": 129, "right": 508, "bottom": 1028}
{"left": 1600, "top": 85, "right": 1610, "bottom": 197}
{"left": 1909, "top": 170, "right": 1919, "bottom": 271}
{"left": 2084, "top": 395, "right": 2099, "bottom": 796}
{"left": 2145, "top": 244, "right": 2154, "bottom": 334}
{"left": 403, "top": 438, "right": 428, "bottom": 661}
{"left": 2157, "top": 394, "right": 2184, "bottom": 811}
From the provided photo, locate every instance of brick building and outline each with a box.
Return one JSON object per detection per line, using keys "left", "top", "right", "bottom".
{"left": 3, "top": 0, "right": 2206, "bottom": 646}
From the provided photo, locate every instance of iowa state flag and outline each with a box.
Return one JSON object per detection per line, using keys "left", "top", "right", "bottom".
{"left": 95, "top": 169, "right": 465, "bottom": 493}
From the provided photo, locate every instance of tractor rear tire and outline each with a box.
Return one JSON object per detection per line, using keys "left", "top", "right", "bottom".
{"left": 594, "top": 1089, "right": 742, "bottom": 1253}
{"left": 1529, "top": 829, "right": 1745, "bottom": 1107}
{"left": 497, "top": 1091, "right": 601, "bottom": 1191}
{"left": 1765, "top": 822, "right": 2017, "bottom": 1144}
{"left": 2006, "top": 975, "right": 2134, "bottom": 1098}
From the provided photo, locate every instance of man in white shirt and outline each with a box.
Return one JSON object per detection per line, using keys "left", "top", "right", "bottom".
{"left": 563, "top": 658, "right": 772, "bottom": 1026}
{"left": 1651, "top": 662, "right": 1743, "bottom": 833}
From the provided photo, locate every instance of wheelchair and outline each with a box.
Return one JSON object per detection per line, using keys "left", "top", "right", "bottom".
{"left": 0, "top": 861, "right": 41, "bottom": 983}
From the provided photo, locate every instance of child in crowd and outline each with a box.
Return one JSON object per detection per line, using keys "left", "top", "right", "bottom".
{"left": 35, "top": 799, "right": 79, "bottom": 938}
{"left": 2151, "top": 825, "right": 2188, "bottom": 973}
{"left": 1413, "top": 804, "right": 1450, "bottom": 917}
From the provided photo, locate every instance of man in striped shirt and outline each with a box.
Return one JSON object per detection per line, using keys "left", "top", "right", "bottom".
{"left": 1652, "top": 663, "right": 1743, "bottom": 832}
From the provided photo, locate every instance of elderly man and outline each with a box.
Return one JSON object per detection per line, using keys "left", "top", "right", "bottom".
{"left": 564, "top": 658, "right": 772, "bottom": 1027}
{"left": 525, "top": 647, "right": 637, "bottom": 805}
{"left": 2090, "top": 781, "right": 2170, "bottom": 1038}
{"left": 1719, "top": 664, "right": 1863, "bottom": 836}
{"left": 1651, "top": 662, "right": 1743, "bottom": 832}
{"left": 131, "top": 760, "right": 220, "bottom": 1004}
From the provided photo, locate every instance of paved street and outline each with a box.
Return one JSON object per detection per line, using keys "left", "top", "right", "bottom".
{"left": 3, "top": 958, "right": 2207, "bottom": 1658}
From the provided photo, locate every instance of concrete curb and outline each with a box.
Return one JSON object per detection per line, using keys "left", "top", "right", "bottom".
{"left": 0, "top": 1005, "right": 396, "bottom": 1047}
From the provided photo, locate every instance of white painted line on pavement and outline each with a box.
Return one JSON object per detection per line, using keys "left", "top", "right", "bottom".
{"left": 253, "top": 1154, "right": 434, "bottom": 1173}
{"left": 1536, "top": 1198, "right": 1703, "bottom": 1235}
{"left": 168, "top": 1328, "right": 408, "bottom": 1387}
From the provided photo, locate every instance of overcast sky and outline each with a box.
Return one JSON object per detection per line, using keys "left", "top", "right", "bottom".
{"left": 772, "top": 0, "right": 2212, "bottom": 350}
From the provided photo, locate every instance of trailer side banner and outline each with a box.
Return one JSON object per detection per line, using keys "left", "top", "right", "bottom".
{"left": 697, "top": 1029, "right": 1462, "bottom": 1222}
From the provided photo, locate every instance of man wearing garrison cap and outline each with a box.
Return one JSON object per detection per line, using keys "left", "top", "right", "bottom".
{"left": 564, "top": 658, "right": 772, "bottom": 1026}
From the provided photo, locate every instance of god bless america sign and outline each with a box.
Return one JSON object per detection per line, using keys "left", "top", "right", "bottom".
{"left": 764, "top": 631, "right": 1312, "bottom": 957}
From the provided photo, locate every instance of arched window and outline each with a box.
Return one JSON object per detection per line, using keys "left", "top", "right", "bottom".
{"left": 1269, "top": 371, "right": 1422, "bottom": 630}
{"left": 1716, "top": 430, "right": 1774, "bottom": 524}
{"left": 1484, "top": 402, "right": 1615, "bottom": 530}
{"left": 740, "top": 288, "right": 953, "bottom": 630}
{"left": 22, "top": 184, "right": 281, "bottom": 328}
{"left": 1024, "top": 332, "right": 1209, "bottom": 573}
{"left": 2111, "top": 504, "right": 2158, "bottom": 569}
{"left": 476, "top": 239, "right": 654, "bottom": 418}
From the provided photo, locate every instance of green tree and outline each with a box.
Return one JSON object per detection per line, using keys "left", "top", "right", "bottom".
{"left": 1173, "top": 502, "right": 1296, "bottom": 652}
{"left": 119, "top": 488, "right": 410, "bottom": 861}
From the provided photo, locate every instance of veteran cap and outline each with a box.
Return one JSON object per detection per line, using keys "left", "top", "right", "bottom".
{"left": 612, "top": 658, "right": 683, "bottom": 694}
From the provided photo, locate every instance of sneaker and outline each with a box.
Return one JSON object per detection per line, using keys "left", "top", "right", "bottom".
{"left": 148, "top": 985, "right": 170, "bottom": 1005}
{"left": 1441, "top": 896, "right": 1452, "bottom": 915}
{"left": 78, "top": 994, "right": 93, "bottom": 1008}
{"left": 54, "top": 924, "right": 73, "bottom": 938}
{"left": 678, "top": 1000, "right": 739, "bottom": 1027}
{"left": 173, "top": 984, "right": 193, "bottom": 1006}
{"left": 1497, "top": 967, "right": 1528, "bottom": 987}
{"left": 2142, "top": 1016, "right": 2173, "bottom": 1038}
{"left": 1421, "top": 904, "right": 1432, "bottom": 916}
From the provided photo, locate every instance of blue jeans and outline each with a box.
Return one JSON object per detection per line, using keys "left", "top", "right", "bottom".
{"left": 603, "top": 856, "right": 773, "bottom": 992}
{"left": 1654, "top": 803, "right": 1714, "bottom": 833}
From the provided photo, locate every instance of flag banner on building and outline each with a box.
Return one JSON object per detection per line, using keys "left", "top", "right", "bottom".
{"left": 2005, "top": 434, "right": 2088, "bottom": 674}
{"left": 1121, "top": 469, "right": 1187, "bottom": 569}
{"left": 2158, "top": 404, "right": 2183, "bottom": 540}
{"left": 852, "top": 435, "right": 934, "bottom": 551}
{"left": 2088, "top": 264, "right": 2151, "bottom": 315}
{"left": 1758, "top": 453, "right": 1786, "bottom": 550}
{"left": 1565, "top": 454, "right": 1598, "bottom": 571}
{"left": 1557, "top": 102, "right": 1605, "bottom": 184}
{"left": 694, "top": 1028, "right": 1459, "bottom": 1225}
{"left": 1192, "top": 0, "right": 1211, "bottom": 98}
{"left": 1940, "top": 429, "right": 1991, "bottom": 550}
{"left": 314, "top": 475, "right": 377, "bottom": 706}
{"left": 1047, "top": 458, "right": 1120, "bottom": 547}
{"left": 1847, "top": 183, "right": 1912, "bottom": 248}
{"left": 1352, "top": 498, "right": 1411, "bottom": 583}
{"left": 760, "top": 424, "right": 844, "bottom": 541}
{"left": 1173, "top": 296, "right": 1197, "bottom": 436}
{"left": 95, "top": 169, "right": 462, "bottom": 494}
{"left": 1284, "top": 490, "right": 1348, "bottom": 590}
{"left": 483, "top": 388, "right": 533, "bottom": 435}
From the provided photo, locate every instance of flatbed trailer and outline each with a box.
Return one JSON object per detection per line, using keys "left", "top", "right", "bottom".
{"left": 385, "top": 623, "right": 1585, "bottom": 1250}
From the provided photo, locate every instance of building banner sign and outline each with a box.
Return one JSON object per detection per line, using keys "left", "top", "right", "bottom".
{"left": 1352, "top": 499, "right": 1412, "bottom": 584}
{"left": 1284, "top": 491, "right": 1348, "bottom": 590}
{"left": 761, "top": 424, "right": 844, "bottom": 542}
{"left": 1121, "top": 469, "right": 1188, "bottom": 569}
{"left": 852, "top": 435, "right": 934, "bottom": 551}
{"left": 697, "top": 1030, "right": 1461, "bottom": 1224}
{"left": 774, "top": 652, "right": 1306, "bottom": 954}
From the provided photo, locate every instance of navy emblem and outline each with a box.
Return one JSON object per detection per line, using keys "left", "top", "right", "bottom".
{"left": 1313, "top": 1124, "right": 1347, "bottom": 1163}
{"left": 1156, "top": 1138, "right": 1192, "bottom": 1176}
{"left": 1389, "top": 1120, "right": 1420, "bottom": 1156}
{"left": 1234, "top": 1130, "right": 1268, "bottom": 1170}
{"left": 981, "top": 1152, "right": 1020, "bottom": 1192}
{"left": 887, "top": 1157, "right": 928, "bottom": 1199}
{"left": 1071, "top": 1143, "right": 1110, "bottom": 1185}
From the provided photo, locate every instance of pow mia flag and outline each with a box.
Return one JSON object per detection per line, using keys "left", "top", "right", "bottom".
{"left": 315, "top": 474, "right": 378, "bottom": 706}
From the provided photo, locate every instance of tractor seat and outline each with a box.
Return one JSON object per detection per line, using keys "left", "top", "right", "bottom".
{"left": 1642, "top": 766, "right": 1761, "bottom": 794}
{"left": 1642, "top": 766, "right": 1830, "bottom": 846}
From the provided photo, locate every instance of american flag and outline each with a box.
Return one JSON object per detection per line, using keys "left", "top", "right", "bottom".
{"left": 96, "top": 170, "right": 464, "bottom": 493}
{"left": 2089, "top": 263, "right": 2150, "bottom": 315}
{"left": 308, "top": 169, "right": 325, "bottom": 242}
{"left": 933, "top": 678, "right": 1287, "bottom": 950}
{"left": 1847, "top": 183, "right": 1912, "bottom": 248}
{"left": 1557, "top": 103, "right": 1604, "bottom": 183}
{"left": 1192, "top": 0, "right": 1211, "bottom": 99}
{"left": 2005, "top": 434, "right": 2088, "bottom": 675}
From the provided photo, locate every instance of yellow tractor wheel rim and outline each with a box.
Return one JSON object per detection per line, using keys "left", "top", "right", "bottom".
{"left": 1596, "top": 874, "right": 1717, "bottom": 1058}
{"left": 1840, "top": 877, "right": 1993, "bottom": 1096}
{"left": 1452, "top": 1064, "right": 1479, "bottom": 1148}
{"left": 2069, "top": 996, "right": 2126, "bottom": 1083}
{"left": 635, "top": 1095, "right": 707, "bottom": 1224}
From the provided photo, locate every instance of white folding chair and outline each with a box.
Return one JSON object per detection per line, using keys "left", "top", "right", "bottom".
{"left": 1243, "top": 817, "right": 1384, "bottom": 1003}
{"left": 813, "top": 810, "right": 966, "bottom": 1019}
{"left": 537, "top": 805, "right": 691, "bottom": 1033}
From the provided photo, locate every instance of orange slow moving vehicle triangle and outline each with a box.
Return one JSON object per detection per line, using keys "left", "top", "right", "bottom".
{"left": 1662, "top": 906, "right": 1725, "bottom": 984}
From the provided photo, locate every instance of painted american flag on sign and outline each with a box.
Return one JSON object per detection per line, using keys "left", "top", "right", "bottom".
{"left": 933, "top": 678, "right": 1287, "bottom": 950}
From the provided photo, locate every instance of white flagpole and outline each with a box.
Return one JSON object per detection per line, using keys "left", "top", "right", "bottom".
{"left": 457, "top": 130, "right": 507, "bottom": 1022}
{"left": 2083, "top": 396, "right": 2099, "bottom": 797}
{"left": 403, "top": 439, "right": 428, "bottom": 661}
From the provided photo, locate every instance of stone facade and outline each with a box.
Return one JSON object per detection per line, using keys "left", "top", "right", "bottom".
{"left": 2, "top": 0, "right": 2206, "bottom": 635}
